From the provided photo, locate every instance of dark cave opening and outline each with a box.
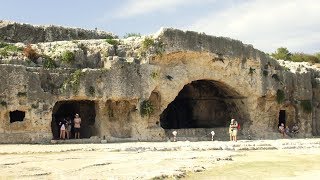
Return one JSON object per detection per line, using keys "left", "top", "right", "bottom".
{"left": 10, "top": 110, "right": 25, "bottom": 123}
{"left": 160, "top": 80, "right": 244, "bottom": 129}
{"left": 51, "top": 100, "right": 96, "bottom": 139}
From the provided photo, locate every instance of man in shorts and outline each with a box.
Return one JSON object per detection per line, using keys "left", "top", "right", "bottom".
{"left": 74, "top": 114, "right": 81, "bottom": 139}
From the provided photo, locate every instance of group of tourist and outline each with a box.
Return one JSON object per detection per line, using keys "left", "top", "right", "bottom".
{"left": 278, "top": 123, "right": 299, "bottom": 138}
{"left": 59, "top": 113, "right": 82, "bottom": 140}
{"left": 228, "top": 118, "right": 299, "bottom": 141}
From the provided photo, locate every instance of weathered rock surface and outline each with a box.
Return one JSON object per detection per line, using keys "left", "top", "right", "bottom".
{"left": 0, "top": 22, "right": 319, "bottom": 143}
{"left": 0, "top": 20, "right": 116, "bottom": 43}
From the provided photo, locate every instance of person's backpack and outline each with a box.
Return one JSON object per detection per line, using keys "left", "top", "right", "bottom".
{"left": 237, "top": 123, "right": 241, "bottom": 130}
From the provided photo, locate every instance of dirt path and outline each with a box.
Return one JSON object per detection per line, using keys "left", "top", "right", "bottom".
{"left": 0, "top": 139, "right": 319, "bottom": 179}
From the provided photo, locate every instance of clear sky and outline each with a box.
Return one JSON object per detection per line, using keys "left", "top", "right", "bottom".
{"left": 1, "top": 0, "right": 319, "bottom": 54}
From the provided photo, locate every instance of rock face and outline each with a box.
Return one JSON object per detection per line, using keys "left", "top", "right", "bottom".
{"left": 0, "top": 20, "right": 116, "bottom": 43}
{"left": 0, "top": 23, "right": 319, "bottom": 143}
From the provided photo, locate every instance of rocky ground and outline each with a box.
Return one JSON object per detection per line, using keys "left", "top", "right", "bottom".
{"left": 0, "top": 138, "right": 320, "bottom": 179}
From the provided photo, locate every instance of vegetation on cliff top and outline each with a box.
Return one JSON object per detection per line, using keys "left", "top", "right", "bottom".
{"left": 0, "top": 42, "right": 23, "bottom": 57}
{"left": 271, "top": 47, "right": 320, "bottom": 64}
{"left": 61, "top": 50, "right": 75, "bottom": 64}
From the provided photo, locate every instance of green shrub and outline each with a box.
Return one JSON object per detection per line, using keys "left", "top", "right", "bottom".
{"left": 0, "top": 42, "right": 8, "bottom": 48}
{"left": 105, "top": 39, "right": 119, "bottom": 46}
{"left": 42, "top": 56, "right": 57, "bottom": 69}
{"left": 276, "top": 89, "right": 285, "bottom": 104}
{"left": 291, "top": 53, "right": 320, "bottom": 64}
{"left": 140, "top": 100, "right": 154, "bottom": 117}
{"left": 0, "top": 49, "right": 8, "bottom": 57}
{"left": 123, "top": 33, "right": 141, "bottom": 38}
{"left": 0, "top": 42, "right": 22, "bottom": 57}
{"left": 300, "top": 100, "right": 312, "bottom": 113}
{"left": 61, "top": 50, "right": 75, "bottom": 64}
{"left": 142, "top": 37, "right": 155, "bottom": 50}
{"left": 271, "top": 47, "right": 320, "bottom": 64}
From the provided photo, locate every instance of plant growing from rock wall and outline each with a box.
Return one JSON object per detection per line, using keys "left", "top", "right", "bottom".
{"left": 88, "top": 86, "right": 95, "bottom": 96}
{"left": 23, "top": 44, "right": 39, "bottom": 62}
{"left": 263, "top": 70, "right": 268, "bottom": 76}
{"left": 0, "top": 100, "right": 7, "bottom": 107}
{"left": 105, "top": 39, "right": 119, "bottom": 46}
{"left": 17, "top": 92, "right": 27, "bottom": 97}
{"left": 272, "top": 74, "right": 280, "bottom": 82}
{"left": 61, "top": 69, "right": 83, "bottom": 94}
{"left": 276, "top": 89, "right": 285, "bottom": 104}
{"left": 150, "top": 71, "right": 159, "bottom": 79}
{"left": 166, "top": 75, "right": 173, "bottom": 81}
{"left": 31, "top": 103, "right": 39, "bottom": 109}
{"left": 142, "top": 37, "right": 155, "bottom": 50}
{"left": 0, "top": 42, "right": 22, "bottom": 57}
{"left": 0, "top": 48, "right": 9, "bottom": 57}
{"left": 300, "top": 100, "right": 312, "bottom": 113}
{"left": 61, "top": 50, "right": 75, "bottom": 64}
{"left": 155, "top": 41, "right": 165, "bottom": 56}
{"left": 249, "top": 67, "right": 256, "bottom": 75}
{"left": 42, "top": 55, "right": 57, "bottom": 69}
{"left": 140, "top": 100, "right": 154, "bottom": 117}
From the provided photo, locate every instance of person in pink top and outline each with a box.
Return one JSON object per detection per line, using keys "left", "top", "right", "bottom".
{"left": 74, "top": 114, "right": 81, "bottom": 139}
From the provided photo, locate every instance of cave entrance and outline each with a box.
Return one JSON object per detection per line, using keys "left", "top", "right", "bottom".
{"left": 51, "top": 100, "right": 96, "bottom": 139}
{"left": 160, "top": 80, "right": 246, "bottom": 129}
{"left": 278, "top": 110, "right": 286, "bottom": 127}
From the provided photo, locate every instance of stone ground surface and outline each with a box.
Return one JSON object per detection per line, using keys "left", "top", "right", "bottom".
{"left": 0, "top": 138, "right": 320, "bottom": 179}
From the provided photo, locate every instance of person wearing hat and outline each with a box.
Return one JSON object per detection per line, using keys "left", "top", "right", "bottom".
{"left": 229, "top": 119, "right": 238, "bottom": 141}
{"left": 74, "top": 113, "right": 81, "bottom": 139}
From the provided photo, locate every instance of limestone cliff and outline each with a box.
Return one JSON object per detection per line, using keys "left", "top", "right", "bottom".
{"left": 0, "top": 22, "right": 319, "bottom": 143}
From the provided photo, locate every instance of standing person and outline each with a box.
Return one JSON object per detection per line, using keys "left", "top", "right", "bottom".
{"left": 74, "top": 114, "right": 81, "bottom": 139}
{"left": 66, "top": 117, "right": 72, "bottom": 139}
{"left": 59, "top": 118, "right": 66, "bottom": 140}
{"left": 292, "top": 123, "right": 299, "bottom": 137}
{"left": 285, "top": 126, "right": 292, "bottom": 138}
{"left": 278, "top": 123, "right": 285, "bottom": 138}
{"left": 229, "top": 119, "right": 238, "bottom": 142}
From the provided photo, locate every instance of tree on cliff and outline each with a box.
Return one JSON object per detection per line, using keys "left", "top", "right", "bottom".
{"left": 271, "top": 47, "right": 291, "bottom": 60}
